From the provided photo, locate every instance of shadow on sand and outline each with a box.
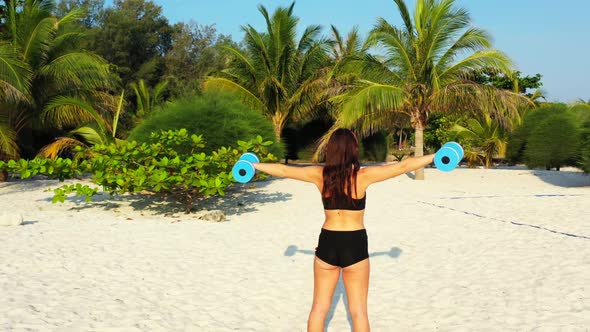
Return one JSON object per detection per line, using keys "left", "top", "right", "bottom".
{"left": 473, "top": 166, "right": 590, "bottom": 188}
{"left": 530, "top": 170, "right": 590, "bottom": 188}
{"left": 284, "top": 245, "right": 402, "bottom": 331}
{"left": 0, "top": 178, "right": 63, "bottom": 194}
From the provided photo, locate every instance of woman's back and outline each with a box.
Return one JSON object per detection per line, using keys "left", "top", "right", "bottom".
{"left": 317, "top": 166, "right": 369, "bottom": 231}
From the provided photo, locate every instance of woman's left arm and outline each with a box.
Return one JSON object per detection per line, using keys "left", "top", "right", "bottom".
{"left": 253, "top": 163, "right": 323, "bottom": 184}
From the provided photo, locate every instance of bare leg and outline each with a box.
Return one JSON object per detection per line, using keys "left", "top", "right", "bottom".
{"left": 307, "top": 257, "right": 340, "bottom": 332}
{"left": 342, "top": 258, "right": 370, "bottom": 332}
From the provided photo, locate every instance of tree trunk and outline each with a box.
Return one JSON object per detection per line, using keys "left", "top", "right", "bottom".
{"left": 271, "top": 112, "right": 288, "bottom": 162}
{"left": 0, "top": 170, "right": 7, "bottom": 182}
{"left": 272, "top": 112, "right": 287, "bottom": 142}
{"left": 414, "top": 123, "right": 425, "bottom": 180}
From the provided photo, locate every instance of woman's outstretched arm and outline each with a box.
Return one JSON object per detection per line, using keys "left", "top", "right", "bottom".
{"left": 360, "top": 154, "right": 435, "bottom": 185}
{"left": 253, "top": 163, "right": 323, "bottom": 184}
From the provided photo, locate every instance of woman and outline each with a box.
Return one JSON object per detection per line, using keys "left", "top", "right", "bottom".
{"left": 253, "top": 128, "right": 435, "bottom": 332}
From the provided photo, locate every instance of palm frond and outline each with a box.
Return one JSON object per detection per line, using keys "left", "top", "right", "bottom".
{"left": 242, "top": 25, "right": 272, "bottom": 73}
{"left": 331, "top": 80, "right": 407, "bottom": 128}
{"left": 71, "top": 123, "right": 106, "bottom": 146}
{"left": 330, "top": 25, "right": 345, "bottom": 59}
{"left": 130, "top": 80, "right": 148, "bottom": 116}
{"left": 298, "top": 24, "right": 323, "bottom": 53}
{"left": 296, "top": 38, "right": 331, "bottom": 80}
{"left": 432, "top": 81, "right": 532, "bottom": 129}
{"left": 435, "top": 27, "right": 493, "bottom": 72}
{"left": 22, "top": 16, "right": 56, "bottom": 67}
{"left": 203, "top": 77, "right": 266, "bottom": 112}
{"left": 425, "top": 5, "right": 473, "bottom": 65}
{"left": 393, "top": 0, "right": 414, "bottom": 35}
{"left": 370, "top": 22, "right": 416, "bottom": 80}
{"left": 0, "top": 44, "right": 32, "bottom": 101}
{"left": 47, "top": 31, "right": 86, "bottom": 58}
{"left": 220, "top": 45, "right": 258, "bottom": 83}
{"left": 0, "top": 115, "right": 20, "bottom": 160}
{"left": 56, "top": 7, "right": 86, "bottom": 26}
{"left": 439, "top": 50, "right": 513, "bottom": 82}
{"left": 42, "top": 96, "right": 108, "bottom": 135}
{"left": 450, "top": 122, "right": 477, "bottom": 140}
{"left": 112, "top": 91, "right": 125, "bottom": 139}
{"left": 152, "top": 81, "right": 169, "bottom": 103}
{"left": 37, "top": 136, "right": 86, "bottom": 159}
{"left": 289, "top": 76, "right": 327, "bottom": 121}
{"left": 131, "top": 80, "right": 167, "bottom": 117}
{"left": 38, "top": 52, "right": 111, "bottom": 90}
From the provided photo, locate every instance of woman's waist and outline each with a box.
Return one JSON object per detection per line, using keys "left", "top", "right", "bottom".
{"left": 322, "top": 217, "right": 365, "bottom": 231}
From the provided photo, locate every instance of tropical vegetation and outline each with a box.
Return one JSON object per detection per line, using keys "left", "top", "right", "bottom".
{"left": 1, "top": 0, "right": 588, "bottom": 193}
{"left": 0, "top": 0, "right": 113, "bottom": 162}
{"left": 325, "top": 0, "right": 534, "bottom": 179}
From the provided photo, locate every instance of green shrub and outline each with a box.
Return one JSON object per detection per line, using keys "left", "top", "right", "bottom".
{"left": 506, "top": 104, "right": 568, "bottom": 165}
{"left": 360, "top": 131, "right": 389, "bottom": 162}
{"left": 579, "top": 120, "right": 590, "bottom": 173}
{"left": 505, "top": 125, "right": 528, "bottom": 164}
{"left": 524, "top": 111, "right": 579, "bottom": 170}
{"left": 0, "top": 129, "right": 278, "bottom": 212}
{"left": 128, "top": 91, "right": 284, "bottom": 158}
{"left": 506, "top": 103, "right": 590, "bottom": 170}
{"left": 570, "top": 103, "right": 590, "bottom": 123}
{"left": 0, "top": 157, "right": 85, "bottom": 181}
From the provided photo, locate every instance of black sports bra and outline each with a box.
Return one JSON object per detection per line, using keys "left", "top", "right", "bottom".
{"left": 322, "top": 194, "right": 366, "bottom": 211}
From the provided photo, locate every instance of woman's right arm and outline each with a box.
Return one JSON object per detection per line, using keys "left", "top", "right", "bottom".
{"left": 360, "top": 154, "right": 435, "bottom": 185}
{"left": 252, "top": 163, "right": 323, "bottom": 185}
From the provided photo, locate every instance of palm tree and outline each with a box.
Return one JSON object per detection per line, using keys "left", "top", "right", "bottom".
{"left": 0, "top": 43, "right": 31, "bottom": 161}
{"left": 330, "top": 0, "right": 530, "bottom": 179}
{"left": 310, "top": 25, "right": 411, "bottom": 161}
{"left": 0, "top": 0, "right": 32, "bottom": 164}
{"left": 0, "top": 0, "right": 113, "bottom": 163}
{"left": 203, "top": 3, "right": 330, "bottom": 141}
{"left": 130, "top": 79, "right": 168, "bottom": 121}
{"left": 451, "top": 114, "right": 507, "bottom": 168}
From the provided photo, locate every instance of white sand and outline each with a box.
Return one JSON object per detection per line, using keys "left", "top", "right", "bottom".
{"left": 1, "top": 167, "right": 589, "bottom": 331}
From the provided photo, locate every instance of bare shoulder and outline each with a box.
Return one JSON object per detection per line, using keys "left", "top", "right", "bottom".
{"left": 307, "top": 165, "right": 324, "bottom": 183}
{"left": 357, "top": 166, "right": 372, "bottom": 187}
{"left": 304, "top": 165, "right": 324, "bottom": 175}
{"left": 358, "top": 162, "right": 407, "bottom": 186}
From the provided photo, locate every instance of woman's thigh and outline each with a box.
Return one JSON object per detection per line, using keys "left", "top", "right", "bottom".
{"left": 310, "top": 257, "right": 340, "bottom": 311}
{"left": 341, "top": 258, "right": 370, "bottom": 313}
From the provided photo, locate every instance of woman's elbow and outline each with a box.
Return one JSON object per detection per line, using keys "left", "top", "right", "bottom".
{"left": 396, "top": 159, "right": 411, "bottom": 174}
{"left": 277, "top": 164, "right": 288, "bottom": 177}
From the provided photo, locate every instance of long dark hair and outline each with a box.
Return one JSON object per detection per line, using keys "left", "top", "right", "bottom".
{"left": 322, "top": 128, "right": 361, "bottom": 204}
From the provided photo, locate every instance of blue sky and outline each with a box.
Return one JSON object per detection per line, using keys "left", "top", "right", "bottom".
{"left": 109, "top": 0, "right": 590, "bottom": 102}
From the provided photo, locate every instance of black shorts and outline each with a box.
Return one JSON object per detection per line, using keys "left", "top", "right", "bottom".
{"left": 315, "top": 228, "right": 369, "bottom": 268}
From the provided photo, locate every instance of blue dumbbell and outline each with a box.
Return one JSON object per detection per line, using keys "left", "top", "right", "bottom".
{"left": 434, "top": 142, "right": 463, "bottom": 172}
{"left": 232, "top": 152, "right": 260, "bottom": 183}
{"left": 443, "top": 142, "right": 464, "bottom": 160}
